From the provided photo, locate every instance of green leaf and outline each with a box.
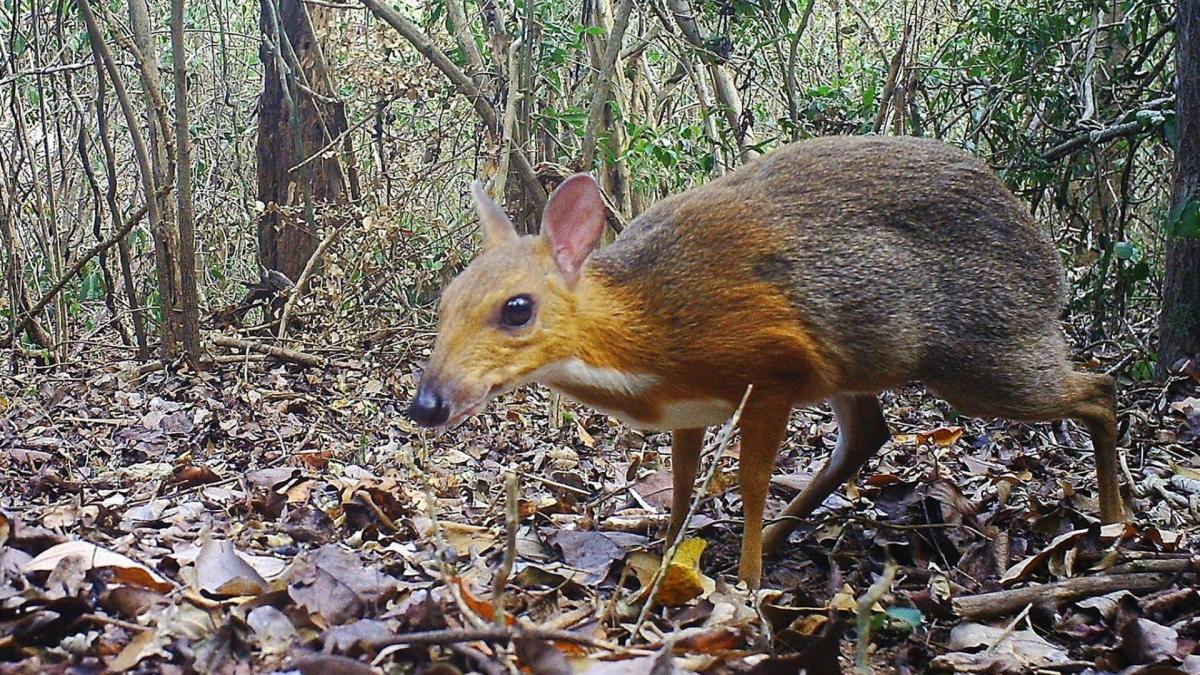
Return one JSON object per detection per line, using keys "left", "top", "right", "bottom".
{"left": 886, "top": 606, "right": 925, "bottom": 630}
{"left": 1167, "top": 196, "right": 1200, "bottom": 238}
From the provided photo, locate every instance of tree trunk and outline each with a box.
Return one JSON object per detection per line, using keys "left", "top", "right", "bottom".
{"left": 172, "top": 0, "right": 202, "bottom": 362}
{"left": 257, "top": 0, "right": 347, "bottom": 283}
{"left": 1158, "top": 0, "right": 1200, "bottom": 374}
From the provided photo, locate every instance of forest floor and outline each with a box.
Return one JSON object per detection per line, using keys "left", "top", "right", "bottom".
{"left": 1, "top": 345, "right": 1199, "bottom": 674}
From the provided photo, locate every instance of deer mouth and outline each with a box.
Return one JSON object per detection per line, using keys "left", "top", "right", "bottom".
{"left": 443, "top": 382, "right": 507, "bottom": 429}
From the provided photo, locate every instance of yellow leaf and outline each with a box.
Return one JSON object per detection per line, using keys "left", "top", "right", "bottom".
{"left": 830, "top": 583, "right": 857, "bottom": 612}
{"left": 626, "top": 538, "right": 715, "bottom": 606}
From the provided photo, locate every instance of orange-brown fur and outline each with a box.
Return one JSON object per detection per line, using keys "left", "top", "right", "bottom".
{"left": 415, "top": 136, "right": 1126, "bottom": 588}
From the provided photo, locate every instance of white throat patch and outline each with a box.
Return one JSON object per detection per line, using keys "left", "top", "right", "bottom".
{"left": 530, "top": 358, "right": 658, "bottom": 395}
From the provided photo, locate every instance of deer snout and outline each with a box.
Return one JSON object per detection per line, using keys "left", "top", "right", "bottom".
{"left": 409, "top": 379, "right": 451, "bottom": 427}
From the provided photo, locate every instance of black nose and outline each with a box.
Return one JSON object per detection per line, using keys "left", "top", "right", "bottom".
{"left": 409, "top": 385, "right": 450, "bottom": 426}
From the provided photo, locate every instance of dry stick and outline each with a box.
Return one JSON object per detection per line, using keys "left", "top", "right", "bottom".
{"left": 855, "top": 560, "right": 898, "bottom": 674}
{"left": 629, "top": 386, "right": 754, "bottom": 642}
{"left": 951, "top": 572, "right": 1174, "bottom": 620}
{"left": 492, "top": 470, "right": 519, "bottom": 627}
{"left": 370, "top": 625, "right": 620, "bottom": 652}
{"left": 133, "top": 353, "right": 268, "bottom": 379}
{"left": 276, "top": 223, "right": 343, "bottom": 338}
{"left": 579, "top": 0, "right": 636, "bottom": 170}
{"left": 210, "top": 335, "right": 352, "bottom": 369}
{"left": 358, "top": 0, "right": 545, "bottom": 209}
{"left": 515, "top": 469, "right": 592, "bottom": 496}
{"left": 986, "top": 602, "right": 1033, "bottom": 656}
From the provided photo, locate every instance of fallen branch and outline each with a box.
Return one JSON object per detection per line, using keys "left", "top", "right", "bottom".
{"left": 210, "top": 335, "right": 353, "bottom": 369}
{"left": 856, "top": 560, "right": 898, "bottom": 673}
{"left": 369, "top": 625, "right": 618, "bottom": 652}
{"left": 952, "top": 572, "right": 1174, "bottom": 620}
{"left": 276, "top": 224, "right": 342, "bottom": 338}
{"left": 492, "top": 470, "right": 519, "bottom": 627}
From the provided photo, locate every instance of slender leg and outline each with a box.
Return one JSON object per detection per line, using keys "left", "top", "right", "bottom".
{"left": 667, "top": 427, "right": 705, "bottom": 544}
{"left": 1073, "top": 374, "right": 1124, "bottom": 523}
{"left": 737, "top": 399, "right": 792, "bottom": 588}
{"left": 762, "top": 394, "right": 889, "bottom": 554}
{"left": 934, "top": 369, "right": 1125, "bottom": 524}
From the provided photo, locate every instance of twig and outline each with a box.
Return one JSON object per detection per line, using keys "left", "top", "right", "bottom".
{"left": 368, "top": 625, "right": 621, "bottom": 652}
{"left": 986, "top": 603, "right": 1032, "bottom": 655}
{"left": 515, "top": 469, "right": 592, "bottom": 496}
{"left": 353, "top": 489, "right": 399, "bottom": 533}
{"left": 277, "top": 223, "right": 343, "bottom": 338}
{"left": 855, "top": 559, "right": 898, "bottom": 674}
{"left": 80, "top": 613, "right": 151, "bottom": 633}
{"left": 629, "top": 386, "right": 753, "bottom": 641}
{"left": 492, "top": 470, "right": 519, "bottom": 627}
{"left": 952, "top": 572, "right": 1174, "bottom": 620}
{"left": 1040, "top": 96, "right": 1174, "bottom": 161}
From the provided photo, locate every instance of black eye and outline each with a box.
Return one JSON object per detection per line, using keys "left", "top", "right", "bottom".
{"left": 500, "top": 294, "right": 535, "bottom": 327}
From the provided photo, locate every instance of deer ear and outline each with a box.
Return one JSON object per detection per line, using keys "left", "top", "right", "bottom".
{"left": 471, "top": 180, "right": 518, "bottom": 249}
{"left": 540, "top": 173, "right": 606, "bottom": 283}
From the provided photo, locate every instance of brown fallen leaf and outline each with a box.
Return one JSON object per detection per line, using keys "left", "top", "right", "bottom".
{"left": 323, "top": 619, "right": 395, "bottom": 655}
{"left": 24, "top": 540, "right": 173, "bottom": 593}
{"left": 455, "top": 576, "right": 514, "bottom": 625}
{"left": 549, "top": 529, "right": 646, "bottom": 584}
{"left": 106, "top": 629, "right": 167, "bottom": 673}
{"left": 164, "top": 464, "right": 220, "bottom": 491}
{"left": 246, "top": 605, "right": 299, "bottom": 656}
{"left": 287, "top": 544, "right": 397, "bottom": 626}
{"left": 101, "top": 586, "right": 167, "bottom": 619}
{"left": 918, "top": 426, "right": 965, "bottom": 446}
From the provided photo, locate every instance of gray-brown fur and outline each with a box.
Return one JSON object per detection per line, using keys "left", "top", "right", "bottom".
{"left": 593, "top": 135, "right": 1121, "bottom": 529}
{"left": 595, "top": 136, "right": 1070, "bottom": 400}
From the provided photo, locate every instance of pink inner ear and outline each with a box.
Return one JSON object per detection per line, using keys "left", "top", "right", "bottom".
{"left": 541, "top": 174, "right": 606, "bottom": 281}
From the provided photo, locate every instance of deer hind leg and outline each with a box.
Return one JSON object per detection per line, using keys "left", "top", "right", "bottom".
{"left": 930, "top": 362, "right": 1124, "bottom": 524}
{"left": 762, "top": 394, "right": 890, "bottom": 554}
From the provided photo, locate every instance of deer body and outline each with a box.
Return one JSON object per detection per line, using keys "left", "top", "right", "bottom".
{"left": 410, "top": 136, "right": 1125, "bottom": 588}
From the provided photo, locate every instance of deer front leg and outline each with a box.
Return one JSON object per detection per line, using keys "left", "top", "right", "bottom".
{"left": 736, "top": 400, "right": 792, "bottom": 588}
{"left": 667, "top": 427, "right": 705, "bottom": 545}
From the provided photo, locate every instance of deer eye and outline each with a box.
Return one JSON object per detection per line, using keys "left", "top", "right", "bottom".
{"left": 500, "top": 294, "right": 535, "bottom": 328}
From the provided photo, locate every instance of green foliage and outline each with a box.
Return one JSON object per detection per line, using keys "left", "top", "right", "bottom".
{"left": 1167, "top": 194, "right": 1200, "bottom": 239}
